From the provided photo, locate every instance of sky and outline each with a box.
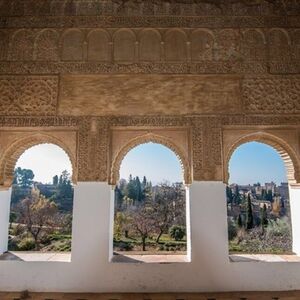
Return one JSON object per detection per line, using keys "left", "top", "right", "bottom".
{"left": 15, "top": 141, "right": 287, "bottom": 185}
{"left": 16, "top": 144, "right": 72, "bottom": 184}
{"left": 229, "top": 142, "right": 287, "bottom": 185}
{"left": 120, "top": 143, "right": 183, "bottom": 184}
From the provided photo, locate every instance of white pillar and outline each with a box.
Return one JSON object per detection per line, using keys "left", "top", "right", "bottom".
{"left": 289, "top": 184, "right": 300, "bottom": 255}
{"left": 0, "top": 188, "right": 12, "bottom": 254}
{"left": 189, "top": 181, "right": 228, "bottom": 262}
{"left": 71, "top": 182, "right": 111, "bottom": 262}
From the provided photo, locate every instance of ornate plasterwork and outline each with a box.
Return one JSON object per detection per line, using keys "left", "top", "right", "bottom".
{"left": 0, "top": 0, "right": 299, "bottom": 185}
{"left": 2, "top": 27, "right": 299, "bottom": 72}
{"left": 0, "top": 132, "right": 78, "bottom": 188}
{"left": 77, "top": 118, "right": 110, "bottom": 182}
{"left": 223, "top": 130, "right": 300, "bottom": 185}
{"left": 0, "top": 116, "right": 300, "bottom": 184}
{"left": 0, "top": 0, "right": 299, "bottom": 19}
{"left": 0, "top": 76, "right": 58, "bottom": 116}
{"left": 110, "top": 132, "right": 191, "bottom": 185}
{"left": 243, "top": 78, "right": 300, "bottom": 114}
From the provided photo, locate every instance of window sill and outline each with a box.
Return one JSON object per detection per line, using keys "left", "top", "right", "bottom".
{"left": 229, "top": 253, "right": 300, "bottom": 263}
{"left": 0, "top": 251, "right": 71, "bottom": 262}
{"left": 111, "top": 253, "right": 190, "bottom": 264}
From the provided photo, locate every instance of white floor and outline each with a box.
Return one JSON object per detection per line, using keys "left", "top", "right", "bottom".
{"left": 0, "top": 251, "right": 71, "bottom": 262}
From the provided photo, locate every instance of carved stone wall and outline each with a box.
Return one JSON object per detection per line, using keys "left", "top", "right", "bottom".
{"left": 109, "top": 128, "right": 192, "bottom": 184}
{"left": 0, "top": 76, "right": 58, "bottom": 116}
{"left": 0, "top": 130, "right": 78, "bottom": 187}
{"left": 0, "top": 27, "right": 299, "bottom": 75}
{"left": 0, "top": 0, "right": 299, "bottom": 186}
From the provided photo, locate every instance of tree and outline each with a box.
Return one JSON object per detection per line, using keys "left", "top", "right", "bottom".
{"left": 9, "top": 211, "right": 17, "bottom": 229}
{"left": 51, "top": 170, "right": 73, "bottom": 212}
{"left": 52, "top": 175, "right": 58, "bottom": 186}
{"left": 233, "top": 185, "right": 241, "bottom": 205}
{"left": 246, "top": 193, "right": 254, "bottom": 230}
{"left": 260, "top": 203, "right": 268, "bottom": 233}
{"left": 237, "top": 214, "right": 243, "bottom": 228}
{"left": 135, "top": 176, "right": 142, "bottom": 203}
{"left": 126, "top": 174, "right": 137, "bottom": 202}
{"left": 129, "top": 203, "right": 156, "bottom": 251}
{"left": 266, "top": 190, "right": 273, "bottom": 202}
{"left": 169, "top": 225, "right": 185, "bottom": 241}
{"left": 153, "top": 183, "right": 185, "bottom": 243}
{"left": 226, "top": 186, "right": 234, "bottom": 210}
{"left": 13, "top": 167, "right": 34, "bottom": 187}
{"left": 16, "top": 187, "right": 59, "bottom": 250}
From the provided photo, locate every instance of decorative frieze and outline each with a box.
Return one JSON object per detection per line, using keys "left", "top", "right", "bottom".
{"left": 0, "top": 0, "right": 299, "bottom": 18}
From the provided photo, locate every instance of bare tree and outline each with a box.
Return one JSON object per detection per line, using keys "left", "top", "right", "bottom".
{"left": 129, "top": 203, "right": 156, "bottom": 251}
{"left": 16, "top": 187, "right": 59, "bottom": 250}
{"left": 153, "top": 183, "right": 186, "bottom": 243}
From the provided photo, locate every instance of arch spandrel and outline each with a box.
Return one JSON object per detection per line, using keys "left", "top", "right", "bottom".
{"left": 110, "top": 132, "right": 191, "bottom": 186}
{"left": 0, "top": 132, "right": 78, "bottom": 188}
{"left": 223, "top": 130, "right": 300, "bottom": 185}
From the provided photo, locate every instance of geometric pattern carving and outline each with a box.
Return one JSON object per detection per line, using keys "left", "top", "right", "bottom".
{"left": 0, "top": 76, "right": 58, "bottom": 116}
{"left": 35, "top": 29, "right": 59, "bottom": 61}
{"left": 217, "top": 29, "right": 240, "bottom": 61}
{"left": 9, "top": 29, "right": 34, "bottom": 61}
{"left": 243, "top": 78, "right": 300, "bottom": 114}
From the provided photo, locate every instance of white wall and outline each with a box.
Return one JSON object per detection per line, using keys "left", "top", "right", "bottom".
{"left": 0, "top": 188, "right": 11, "bottom": 254}
{"left": 289, "top": 185, "right": 300, "bottom": 255}
{"left": 1, "top": 182, "right": 300, "bottom": 292}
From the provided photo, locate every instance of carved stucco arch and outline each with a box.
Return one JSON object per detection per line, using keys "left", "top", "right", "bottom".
{"left": 137, "top": 28, "right": 162, "bottom": 42}
{"left": 0, "top": 133, "right": 77, "bottom": 188}
{"left": 242, "top": 28, "right": 267, "bottom": 44}
{"left": 224, "top": 132, "right": 300, "bottom": 185}
{"left": 268, "top": 28, "right": 291, "bottom": 45}
{"left": 110, "top": 133, "right": 191, "bottom": 186}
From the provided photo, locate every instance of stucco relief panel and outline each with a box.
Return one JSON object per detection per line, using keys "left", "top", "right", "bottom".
{"left": 0, "top": 76, "right": 58, "bottom": 116}
{"left": 243, "top": 78, "right": 300, "bottom": 114}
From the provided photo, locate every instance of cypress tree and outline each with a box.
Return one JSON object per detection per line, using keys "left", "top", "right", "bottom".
{"left": 246, "top": 193, "right": 254, "bottom": 230}
{"left": 135, "top": 176, "right": 142, "bottom": 202}
{"left": 237, "top": 214, "right": 243, "bottom": 228}
{"left": 261, "top": 203, "right": 268, "bottom": 227}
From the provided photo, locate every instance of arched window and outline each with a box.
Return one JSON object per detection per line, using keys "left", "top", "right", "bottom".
{"left": 112, "top": 142, "right": 189, "bottom": 263}
{"left": 7, "top": 144, "right": 73, "bottom": 260}
{"left": 227, "top": 141, "right": 293, "bottom": 259}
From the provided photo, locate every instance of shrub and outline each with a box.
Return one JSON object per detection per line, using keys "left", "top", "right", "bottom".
{"left": 17, "top": 237, "right": 35, "bottom": 251}
{"left": 227, "top": 217, "right": 237, "bottom": 240}
{"left": 169, "top": 225, "right": 185, "bottom": 241}
{"left": 266, "top": 218, "right": 291, "bottom": 238}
